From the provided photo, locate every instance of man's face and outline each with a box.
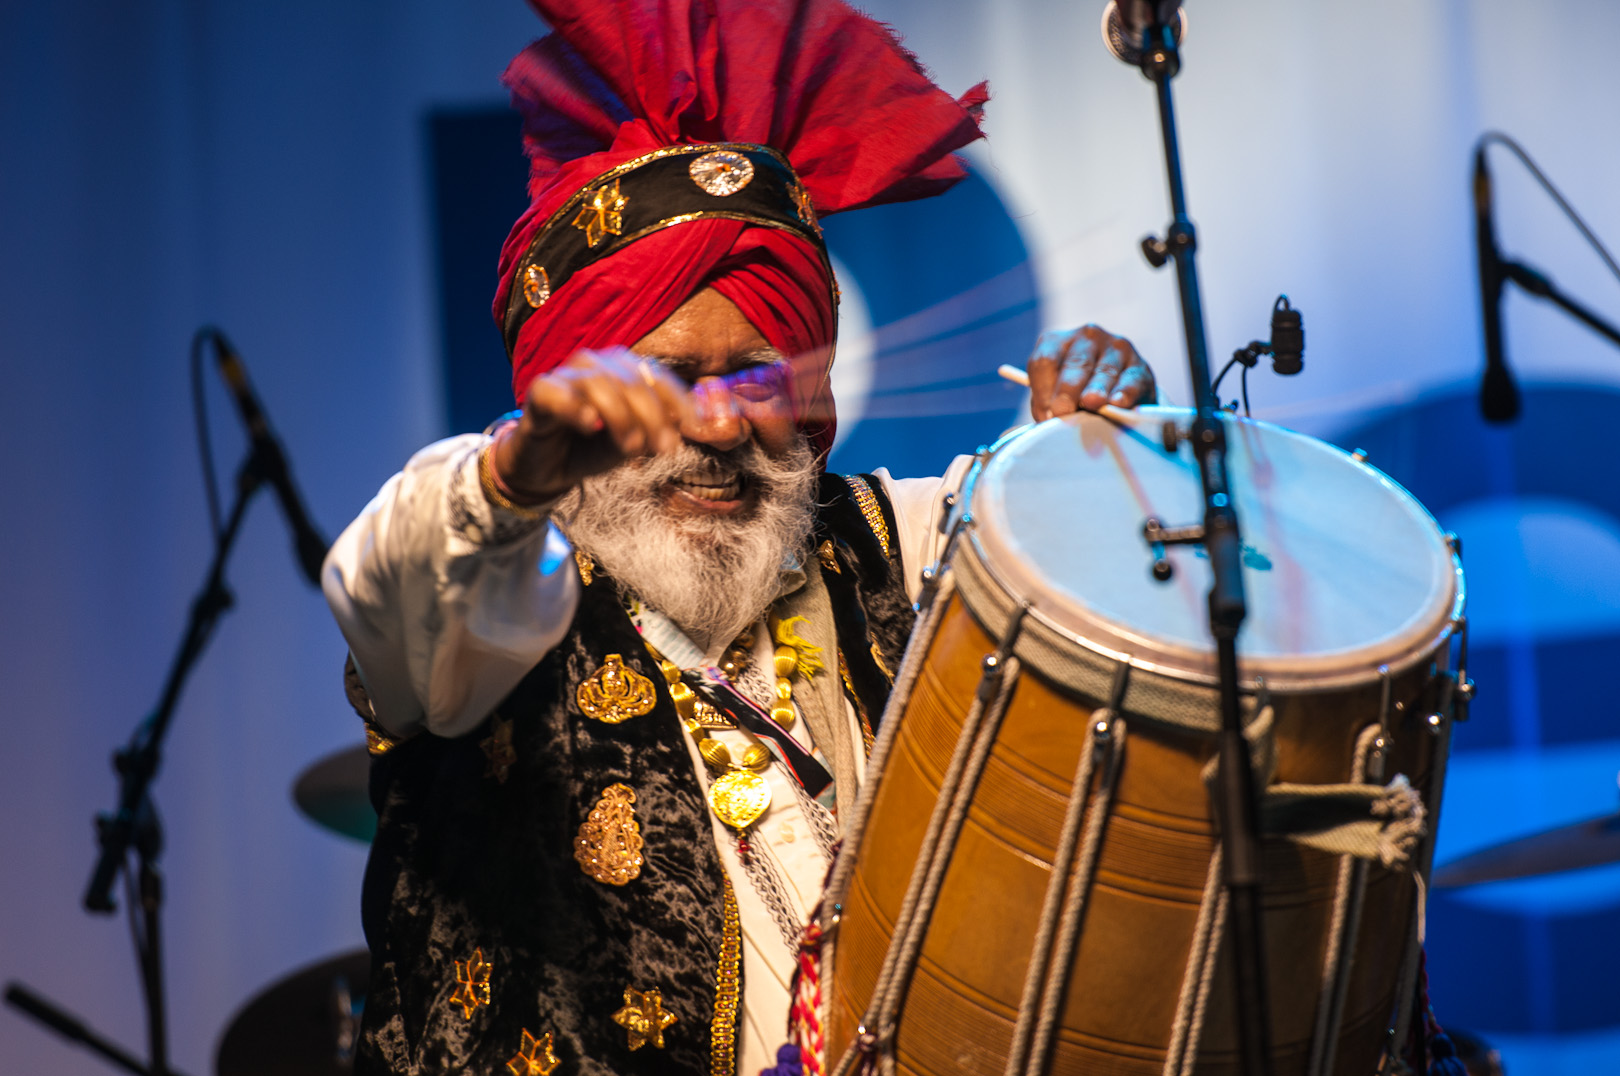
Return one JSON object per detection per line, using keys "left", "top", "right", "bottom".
{"left": 559, "top": 286, "right": 819, "bottom": 646}
{"left": 629, "top": 286, "right": 802, "bottom": 522}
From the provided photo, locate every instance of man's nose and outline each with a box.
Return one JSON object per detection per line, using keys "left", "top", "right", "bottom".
{"left": 681, "top": 376, "right": 752, "bottom": 450}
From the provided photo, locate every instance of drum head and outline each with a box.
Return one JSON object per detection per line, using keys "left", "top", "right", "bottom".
{"left": 968, "top": 407, "right": 1460, "bottom": 689}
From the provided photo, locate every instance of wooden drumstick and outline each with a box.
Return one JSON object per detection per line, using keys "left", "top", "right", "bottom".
{"left": 997, "top": 364, "right": 1136, "bottom": 424}
{"left": 996, "top": 363, "right": 1031, "bottom": 387}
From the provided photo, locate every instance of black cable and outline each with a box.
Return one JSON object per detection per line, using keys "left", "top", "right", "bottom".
{"left": 1211, "top": 355, "right": 1242, "bottom": 395}
{"left": 1240, "top": 362, "right": 1252, "bottom": 417}
{"left": 189, "top": 330, "right": 222, "bottom": 542}
{"left": 1479, "top": 132, "right": 1620, "bottom": 288}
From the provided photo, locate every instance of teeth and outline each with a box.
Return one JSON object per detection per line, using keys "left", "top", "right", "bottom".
{"left": 672, "top": 475, "right": 742, "bottom": 501}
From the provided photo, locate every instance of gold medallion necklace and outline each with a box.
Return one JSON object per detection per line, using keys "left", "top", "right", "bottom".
{"left": 638, "top": 611, "right": 822, "bottom": 858}
{"left": 644, "top": 638, "right": 773, "bottom": 855}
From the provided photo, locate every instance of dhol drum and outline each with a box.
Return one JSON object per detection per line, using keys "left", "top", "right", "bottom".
{"left": 823, "top": 407, "right": 1466, "bottom": 1076}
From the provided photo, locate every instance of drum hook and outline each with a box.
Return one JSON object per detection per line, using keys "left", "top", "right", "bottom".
{"left": 1142, "top": 516, "right": 1204, "bottom": 582}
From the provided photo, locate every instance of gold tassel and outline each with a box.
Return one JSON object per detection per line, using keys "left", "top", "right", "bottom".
{"left": 771, "top": 615, "right": 825, "bottom": 680}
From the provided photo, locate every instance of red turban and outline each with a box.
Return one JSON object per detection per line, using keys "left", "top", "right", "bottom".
{"left": 494, "top": 0, "right": 987, "bottom": 459}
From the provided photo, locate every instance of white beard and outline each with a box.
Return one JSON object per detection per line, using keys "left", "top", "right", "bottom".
{"left": 555, "top": 436, "right": 818, "bottom": 652}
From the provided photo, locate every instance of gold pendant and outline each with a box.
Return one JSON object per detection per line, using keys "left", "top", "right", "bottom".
{"left": 577, "top": 655, "right": 656, "bottom": 724}
{"left": 708, "top": 769, "right": 771, "bottom": 831}
{"left": 574, "top": 783, "right": 644, "bottom": 886}
{"left": 693, "top": 698, "right": 737, "bottom": 730}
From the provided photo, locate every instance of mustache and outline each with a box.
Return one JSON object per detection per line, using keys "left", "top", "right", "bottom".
{"left": 633, "top": 440, "right": 759, "bottom": 485}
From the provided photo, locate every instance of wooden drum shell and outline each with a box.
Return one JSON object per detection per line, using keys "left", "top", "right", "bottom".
{"left": 828, "top": 593, "right": 1441, "bottom": 1076}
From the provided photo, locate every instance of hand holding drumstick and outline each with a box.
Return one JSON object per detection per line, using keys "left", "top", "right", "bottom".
{"left": 1000, "top": 324, "right": 1157, "bottom": 419}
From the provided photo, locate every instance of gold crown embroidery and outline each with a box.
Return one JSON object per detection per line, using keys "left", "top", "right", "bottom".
{"left": 577, "top": 654, "right": 656, "bottom": 724}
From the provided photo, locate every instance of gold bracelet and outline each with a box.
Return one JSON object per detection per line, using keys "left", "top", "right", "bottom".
{"left": 477, "top": 443, "right": 546, "bottom": 519}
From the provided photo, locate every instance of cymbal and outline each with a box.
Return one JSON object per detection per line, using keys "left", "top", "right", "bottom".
{"left": 1432, "top": 811, "right": 1620, "bottom": 888}
{"left": 216, "top": 949, "right": 369, "bottom": 1076}
{"left": 293, "top": 745, "right": 375, "bottom": 843}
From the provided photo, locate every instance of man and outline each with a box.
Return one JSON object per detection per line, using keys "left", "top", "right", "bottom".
{"left": 324, "top": 1, "right": 1155, "bottom": 1073}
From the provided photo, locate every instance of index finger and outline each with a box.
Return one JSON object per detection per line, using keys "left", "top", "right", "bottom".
{"left": 1027, "top": 329, "right": 1086, "bottom": 421}
{"left": 596, "top": 348, "right": 698, "bottom": 431}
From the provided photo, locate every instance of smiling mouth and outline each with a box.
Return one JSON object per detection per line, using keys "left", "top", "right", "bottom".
{"left": 668, "top": 471, "right": 746, "bottom": 504}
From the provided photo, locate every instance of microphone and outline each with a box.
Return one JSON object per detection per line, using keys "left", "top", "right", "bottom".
{"left": 208, "top": 328, "right": 330, "bottom": 585}
{"left": 1101, "top": 0, "right": 1186, "bottom": 66}
{"left": 1269, "top": 296, "right": 1304, "bottom": 375}
{"left": 1475, "top": 146, "right": 1521, "bottom": 422}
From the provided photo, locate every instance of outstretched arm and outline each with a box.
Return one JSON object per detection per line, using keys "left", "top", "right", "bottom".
{"left": 322, "top": 434, "right": 580, "bottom": 740}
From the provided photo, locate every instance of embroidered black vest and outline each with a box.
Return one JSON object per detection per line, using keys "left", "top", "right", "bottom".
{"left": 355, "top": 473, "right": 912, "bottom": 1076}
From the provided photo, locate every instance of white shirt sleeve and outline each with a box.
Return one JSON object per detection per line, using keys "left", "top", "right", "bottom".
{"left": 870, "top": 455, "right": 976, "bottom": 604}
{"left": 321, "top": 434, "right": 581, "bottom": 740}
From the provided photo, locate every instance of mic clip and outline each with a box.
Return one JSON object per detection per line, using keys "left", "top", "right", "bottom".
{"left": 1141, "top": 222, "right": 1196, "bottom": 269}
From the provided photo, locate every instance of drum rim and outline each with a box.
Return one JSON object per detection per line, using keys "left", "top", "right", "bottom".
{"left": 957, "top": 409, "right": 1466, "bottom": 694}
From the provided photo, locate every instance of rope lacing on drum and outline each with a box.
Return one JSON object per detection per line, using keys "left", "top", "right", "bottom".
{"left": 1003, "top": 662, "right": 1131, "bottom": 1076}
{"left": 819, "top": 569, "right": 956, "bottom": 939}
{"left": 1162, "top": 847, "right": 1229, "bottom": 1076}
{"left": 818, "top": 569, "right": 956, "bottom": 1076}
{"left": 1306, "top": 719, "right": 1389, "bottom": 1076}
{"left": 832, "top": 603, "right": 1027, "bottom": 1076}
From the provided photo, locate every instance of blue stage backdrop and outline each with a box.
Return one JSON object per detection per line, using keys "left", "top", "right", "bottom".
{"left": 6, "top": 5, "right": 1620, "bottom": 1076}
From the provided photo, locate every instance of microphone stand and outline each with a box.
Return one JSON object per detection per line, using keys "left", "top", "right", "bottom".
{"left": 1501, "top": 259, "right": 1620, "bottom": 350}
{"left": 70, "top": 447, "right": 272, "bottom": 1075}
{"left": 1131, "top": 23, "right": 1275, "bottom": 1076}
{"left": 3, "top": 983, "right": 195, "bottom": 1076}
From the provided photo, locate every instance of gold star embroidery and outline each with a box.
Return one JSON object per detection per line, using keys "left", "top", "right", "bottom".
{"left": 480, "top": 717, "right": 517, "bottom": 783}
{"left": 791, "top": 181, "right": 821, "bottom": 236}
{"left": 572, "top": 177, "right": 627, "bottom": 247}
{"left": 574, "top": 549, "right": 594, "bottom": 586}
{"left": 450, "top": 949, "right": 493, "bottom": 1019}
{"left": 365, "top": 724, "right": 398, "bottom": 756}
{"left": 506, "top": 1028, "right": 560, "bottom": 1075}
{"left": 612, "top": 986, "right": 677, "bottom": 1051}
